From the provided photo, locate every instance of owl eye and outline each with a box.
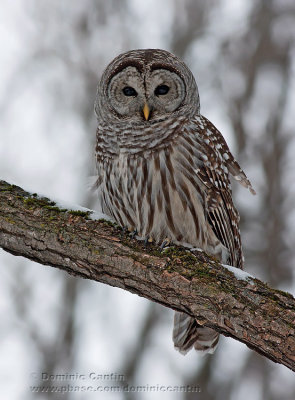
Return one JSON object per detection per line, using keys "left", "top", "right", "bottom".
{"left": 122, "top": 86, "right": 137, "bottom": 96}
{"left": 155, "top": 85, "right": 170, "bottom": 96}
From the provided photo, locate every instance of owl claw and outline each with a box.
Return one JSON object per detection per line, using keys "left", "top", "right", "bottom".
{"left": 144, "top": 236, "right": 154, "bottom": 246}
{"left": 129, "top": 229, "right": 137, "bottom": 239}
{"left": 160, "top": 238, "right": 171, "bottom": 249}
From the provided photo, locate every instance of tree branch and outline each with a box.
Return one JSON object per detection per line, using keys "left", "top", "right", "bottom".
{"left": 0, "top": 180, "right": 294, "bottom": 371}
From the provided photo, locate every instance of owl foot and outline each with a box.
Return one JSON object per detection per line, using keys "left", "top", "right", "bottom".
{"left": 144, "top": 236, "right": 154, "bottom": 247}
{"left": 129, "top": 229, "right": 138, "bottom": 239}
{"left": 160, "top": 238, "right": 172, "bottom": 250}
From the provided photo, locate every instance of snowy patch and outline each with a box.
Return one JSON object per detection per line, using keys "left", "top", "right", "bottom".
{"left": 222, "top": 264, "right": 255, "bottom": 284}
{"left": 54, "top": 199, "right": 114, "bottom": 222}
{"left": 20, "top": 184, "right": 114, "bottom": 222}
{"left": 190, "top": 247, "right": 204, "bottom": 252}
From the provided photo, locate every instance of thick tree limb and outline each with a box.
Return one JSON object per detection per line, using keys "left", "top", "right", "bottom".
{"left": 0, "top": 180, "right": 294, "bottom": 371}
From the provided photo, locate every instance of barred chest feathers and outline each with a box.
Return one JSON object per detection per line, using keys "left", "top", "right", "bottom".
{"left": 96, "top": 116, "right": 229, "bottom": 263}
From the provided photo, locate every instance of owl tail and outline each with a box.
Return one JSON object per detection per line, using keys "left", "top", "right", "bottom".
{"left": 173, "top": 312, "right": 219, "bottom": 355}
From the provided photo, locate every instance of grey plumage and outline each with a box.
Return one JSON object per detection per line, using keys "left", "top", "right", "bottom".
{"left": 95, "top": 49, "right": 255, "bottom": 355}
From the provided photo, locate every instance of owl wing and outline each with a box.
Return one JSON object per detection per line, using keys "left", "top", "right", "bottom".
{"left": 181, "top": 115, "right": 255, "bottom": 269}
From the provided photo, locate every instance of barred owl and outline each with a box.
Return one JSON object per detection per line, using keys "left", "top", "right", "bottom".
{"left": 95, "top": 49, "right": 255, "bottom": 355}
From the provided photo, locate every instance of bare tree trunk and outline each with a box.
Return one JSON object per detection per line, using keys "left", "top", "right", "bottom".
{"left": 1, "top": 180, "right": 295, "bottom": 372}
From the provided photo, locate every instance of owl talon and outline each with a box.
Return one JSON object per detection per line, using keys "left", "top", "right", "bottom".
{"left": 144, "top": 236, "right": 154, "bottom": 246}
{"left": 129, "top": 229, "right": 137, "bottom": 239}
{"left": 160, "top": 238, "right": 171, "bottom": 249}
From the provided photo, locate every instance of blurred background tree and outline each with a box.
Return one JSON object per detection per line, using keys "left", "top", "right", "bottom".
{"left": 0, "top": 0, "right": 294, "bottom": 399}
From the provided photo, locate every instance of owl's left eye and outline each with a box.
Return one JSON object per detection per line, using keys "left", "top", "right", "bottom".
{"left": 122, "top": 86, "right": 137, "bottom": 96}
{"left": 155, "top": 85, "right": 170, "bottom": 96}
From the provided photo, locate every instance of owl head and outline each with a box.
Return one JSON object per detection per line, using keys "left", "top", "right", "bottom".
{"left": 95, "top": 49, "right": 200, "bottom": 124}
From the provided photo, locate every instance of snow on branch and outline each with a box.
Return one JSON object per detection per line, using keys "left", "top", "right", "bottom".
{"left": 0, "top": 180, "right": 295, "bottom": 371}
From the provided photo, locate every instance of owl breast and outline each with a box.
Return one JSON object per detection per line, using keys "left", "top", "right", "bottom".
{"left": 98, "top": 135, "right": 227, "bottom": 261}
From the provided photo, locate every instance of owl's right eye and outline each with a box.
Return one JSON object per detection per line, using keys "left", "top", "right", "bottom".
{"left": 122, "top": 86, "right": 137, "bottom": 96}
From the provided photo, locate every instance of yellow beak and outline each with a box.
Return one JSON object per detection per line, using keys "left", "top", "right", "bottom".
{"left": 143, "top": 103, "right": 150, "bottom": 121}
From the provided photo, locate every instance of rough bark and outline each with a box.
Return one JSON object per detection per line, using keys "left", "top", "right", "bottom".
{"left": 0, "top": 180, "right": 294, "bottom": 371}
